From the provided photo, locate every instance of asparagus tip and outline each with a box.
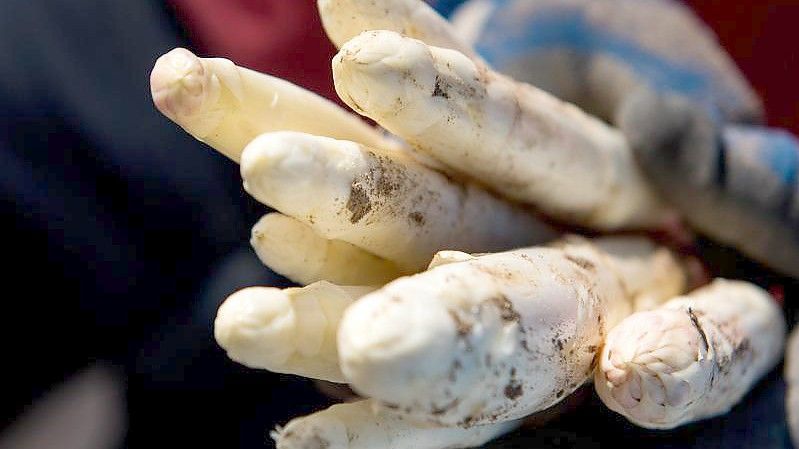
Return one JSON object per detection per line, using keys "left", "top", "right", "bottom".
{"left": 214, "top": 287, "right": 297, "bottom": 368}
{"left": 150, "top": 47, "right": 213, "bottom": 120}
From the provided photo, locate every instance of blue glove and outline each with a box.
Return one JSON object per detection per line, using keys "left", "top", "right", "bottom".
{"left": 443, "top": 0, "right": 799, "bottom": 278}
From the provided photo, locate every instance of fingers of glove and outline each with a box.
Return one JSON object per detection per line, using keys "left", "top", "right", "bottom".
{"left": 150, "top": 47, "right": 400, "bottom": 162}
{"left": 251, "top": 213, "right": 407, "bottom": 286}
{"left": 240, "top": 131, "right": 555, "bottom": 272}
{"left": 620, "top": 90, "right": 799, "bottom": 278}
{"left": 430, "top": 0, "right": 470, "bottom": 19}
{"left": 718, "top": 126, "right": 799, "bottom": 277}
{"left": 214, "top": 282, "right": 374, "bottom": 382}
{"left": 618, "top": 88, "right": 721, "bottom": 188}
{"left": 462, "top": 0, "right": 762, "bottom": 126}
{"left": 272, "top": 400, "right": 521, "bottom": 449}
{"left": 723, "top": 126, "right": 799, "bottom": 216}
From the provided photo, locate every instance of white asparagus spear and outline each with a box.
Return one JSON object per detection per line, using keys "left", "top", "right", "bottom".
{"left": 241, "top": 131, "right": 556, "bottom": 272}
{"left": 273, "top": 400, "right": 520, "bottom": 449}
{"left": 587, "top": 236, "right": 688, "bottom": 312}
{"left": 214, "top": 281, "right": 374, "bottom": 383}
{"left": 786, "top": 328, "right": 799, "bottom": 447}
{"left": 336, "top": 237, "right": 685, "bottom": 426}
{"left": 150, "top": 47, "right": 399, "bottom": 162}
{"left": 317, "top": 0, "right": 483, "bottom": 62}
{"left": 595, "top": 279, "right": 785, "bottom": 429}
{"left": 220, "top": 236, "right": 681, "bottom": 388}
{"left": 251, "top": 212, "right": 405, "bottom": 286}
{"left": 332, "top": 30, "right": 670, "bottom": 230}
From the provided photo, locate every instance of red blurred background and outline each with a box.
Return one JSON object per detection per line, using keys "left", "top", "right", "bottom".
{"left": 167, "top": 0, "right": 799, "bottom": 132}
{"left": 689, "top": 1, "right": 799, "bottom": 132}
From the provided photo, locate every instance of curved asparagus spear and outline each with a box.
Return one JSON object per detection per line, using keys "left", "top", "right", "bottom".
{"left": 150, "top": 47, "right": 399, "bottom": 162}
{"left": 241, "top": 131, "right": 556, "bottom": 271}
{"left": 317, "top": 0, "right": 482, "bottom": 62}
{"left": 214, "top": 281, "right": 374, "bottom": 383}
{"left": 251, "top": 213, "right": 405, "bottom": 286}
{"left": 273, "top": 400, "right": 520, "bottom": 449}
{"left": 595, "top": 279, "right": 785, "bottom": 429}
{"left": 332, "top": 30, "right": 670, "bottom": 230}
{"left": 336, "top": 237, "right": 685, "bottom": 426}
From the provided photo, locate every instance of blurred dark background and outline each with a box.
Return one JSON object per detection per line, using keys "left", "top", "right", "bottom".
{"left": 0, "top": 1, "right": 797, "bottom": 448}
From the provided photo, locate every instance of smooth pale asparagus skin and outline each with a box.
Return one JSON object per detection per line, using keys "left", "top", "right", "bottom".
{"left": 336, "top": 237, "right": 685, "bottom": 426}
{"left": 332, "top": 30, "right": 670, "bottom": 230}
{"left": 241, "top": 131, "right": 556, "bottom": 272}
{"left": 317, "top": 0, "right": 483, "bottom": 62}
{"left": 251, "top": 213, "right": 405, "bottom": 286}
{"left": 214, "top": 282, "right": 374, "bottom": 383}
{"left": 589, "top": 236, "right": 688, "bottom": 311}
{"left": 150, "top": 47, "right": 399, "bottom": 162}
{"left": 595, "top": 279, "right": 785, "bottom": 429}
{"left": 273, "top": 400, "right": 521, "bottom": 449}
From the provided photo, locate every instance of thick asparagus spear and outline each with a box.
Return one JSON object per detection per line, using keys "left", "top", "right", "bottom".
{"left": 332, "top": 30, "right": 670, "bottom": 230}
{"left": 241, "top": 131, "right": 555, "bottom": 272}
{"left": 336, "top": 237, "right": 685, "bottom": 426}
{"left": 595, "top": 279, "right": 785, "bottom": 429}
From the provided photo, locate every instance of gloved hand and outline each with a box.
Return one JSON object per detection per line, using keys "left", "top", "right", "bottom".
{"left": 149, "top": 0, "right": 789, "bottom": 448}
{"left": 448, "top": 0, "right": 799, "bottom": 278}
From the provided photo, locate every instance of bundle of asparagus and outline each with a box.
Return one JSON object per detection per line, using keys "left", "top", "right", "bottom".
{"left": 150, "top": 0, "right": 788, "bottom": 447}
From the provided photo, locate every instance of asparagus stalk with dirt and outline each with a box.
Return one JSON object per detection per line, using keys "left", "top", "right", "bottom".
{"left": 587, "top": 236, "right": 690, "bottom": 312}
{"left": 332, "top": 30, "right": 670, "bottom": 230}
{"left": 251, "top": 213, "right": 406, "bottom": 286}
{"left": 241, "top": 131, "right": 556, "bottom": 272}
{"left": 150, "top": 47, "right": 400, "bottom": 162}
{"left": 214, "top": 281, "right": 375, "bottom": 383}
{"left": 336, "top": 236, "right": 686, "bottom": 426}
{"left": 317, "top": 0, "right": 482, "bottom": 62}
{"left": 595, "top": 279, "right": 785, "bottom": 429}
{"left": 273, "top": 400, "right": 520, "bottom": 449}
